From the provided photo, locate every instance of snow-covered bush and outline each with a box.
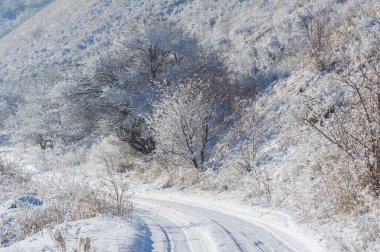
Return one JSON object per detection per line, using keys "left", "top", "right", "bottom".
{"left": 87, "top": 135, "right": 136, "bottom": 174}
{"left": 303, "top": 29, "right": 380, "bottom": 209}
{"left": 4, "top": 192, "right": 102, "bottom": 246}
{"left": 86, "top": 135, "right": 135, "bottom": 215}
{"left": 292, "top": 4, "right": 380, "bottom": 219}
{"left": 298, "top": 7, "right": 336, "bottom": 71}
{"left": 352, "top": 201, "right": 380, "bottom": 251}
{"left": 3, "top": 175, "right": 130, "bottom": 246}
{"left": 309, "top": 62, "right": 380, "bottom": 193}
{"left": 219, "top": 103, "right": 275, "bottom": 204}
{"left": 0, "top": 160, "right": 31, "bottom": 202}
{"left": 101, "top": 156, "right": 132, "bottom": 216}
{"left": 0, "top": 160, "right": 29, "bottom": 187}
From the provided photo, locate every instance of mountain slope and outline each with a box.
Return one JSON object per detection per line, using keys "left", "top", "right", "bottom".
{"left": 0, "top": 0, "right": 52, "bottom": 38}
{"left": 0, "top": 0, "right": 379, "bottom": 251}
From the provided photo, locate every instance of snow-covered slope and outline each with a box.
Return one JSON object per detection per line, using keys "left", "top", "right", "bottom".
{"left": 0, "top": 0, "right": 379, "bottom": 251}
{"left": 0, "top": 0, "right": 52, "bottom": 38}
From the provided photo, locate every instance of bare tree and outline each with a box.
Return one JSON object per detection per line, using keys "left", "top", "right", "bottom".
{"left": 148, "top": 77, "right": 235, "bottom": 172}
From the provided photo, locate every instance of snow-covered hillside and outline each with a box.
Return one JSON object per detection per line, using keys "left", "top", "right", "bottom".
{"left": 0, "top": 0, "right": 52, "bottom": 38}
{"left": 0, "top": 0, "right": 379, "bottom": 251}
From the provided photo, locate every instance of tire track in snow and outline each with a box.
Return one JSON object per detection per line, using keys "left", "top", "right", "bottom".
{"left": 136, "top": 201, "right": 214, "bottom": 252}
{"left": 126, "top": 220, "right": 154, "bottom": 252}
{"left": 211, "top": 219, "right": 244, "bottom": 252}
{"left": 155, "top": 222, "right": 172, "bottom": 252}
{"left": 240, "top": 231, "right": 277, "bottom": 252}
{"left": 139, "top": 215, "right": 172, "bottom": 252}
{"left": 136, "top": 207, "right": 192, "bottom": 252}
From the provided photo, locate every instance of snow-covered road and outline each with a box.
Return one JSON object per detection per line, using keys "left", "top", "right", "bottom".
{"left": 133, "top": 196, "right": 321, "bottom": 252}
{"left": 0, "top": 193, "right": 323, "bottom": 251}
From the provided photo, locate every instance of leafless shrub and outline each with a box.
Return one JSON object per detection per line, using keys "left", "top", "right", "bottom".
{"left": 65, "top": 187, "right": 108, "bottom": 220}
{"left": 0, "top": 160, "right": 31, "bottom": 202}
{"left": 101, "top": 156, "right": 132, "bottom": 216}
{"left": 154, "top": 155, "right": 179, "bottom": 183}
{"left": 248, "top": 169, "right": 272, "bottom": 204}
{"left": 6, "top": 182, "right": 113, "bottom": 245}
{"left": 50, "top": 226, "right": 92, "bottom": 252}
{"left": 299, "top": 8, "right": 335, "bottom": 71}
{"left": 299, "top": 5, "right": 380, "bottom": 216}
{"left": 78, "top": 237, "right": 91, "bottom": 252}
{"left": 52, "top": 228, "right": 67, "bottom": 252}
{"left": 307, "top": 58, "right": 380, "bottom": 197}
{"left": 311, "top": 152, "right": 365, "bottom": 215}
{"left": 0, "top": 160, "right": 29, "bottom": 185}
{"left": 233, "top": 107, "right": 272, "bottom": 204}
{"left": 12, "top": 203, "right": 66, "bottom": 243}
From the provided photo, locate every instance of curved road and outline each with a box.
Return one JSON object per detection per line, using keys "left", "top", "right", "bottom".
{"left": 133, "top": 196, "right": 316, "bottom": 252}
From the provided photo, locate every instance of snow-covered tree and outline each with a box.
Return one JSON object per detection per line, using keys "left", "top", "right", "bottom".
{"left": 148, "top": 77, "right": 234, "bottom": 171}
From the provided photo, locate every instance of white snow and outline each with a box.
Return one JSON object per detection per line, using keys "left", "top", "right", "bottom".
{"left": 1, "top": 192, "right": 325, "bottom": 252}
{"left": 0, "top": 0, "right": 379, "bottom": 251}
{"left": 0, "top": 218, "right": 139, "bottom": 252}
